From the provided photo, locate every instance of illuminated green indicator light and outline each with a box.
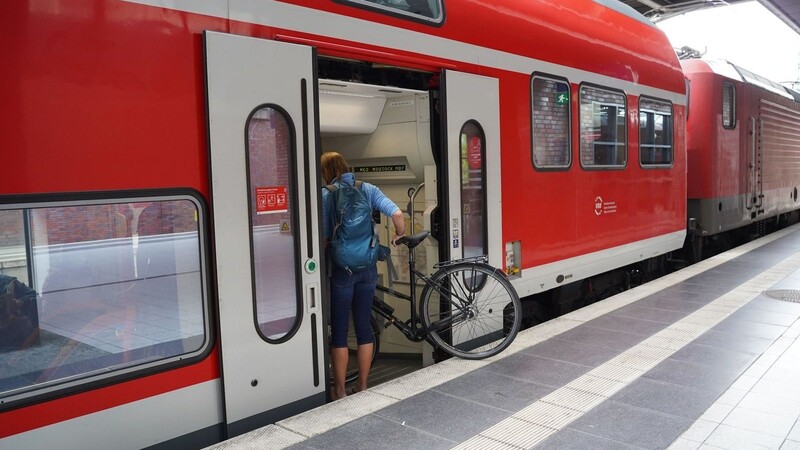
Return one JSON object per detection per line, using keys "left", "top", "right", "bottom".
{"left": 305, "top": 259, "right": 317, "bottom": 274}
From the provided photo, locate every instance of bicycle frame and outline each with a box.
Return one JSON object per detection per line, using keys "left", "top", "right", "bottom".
{"left": 373, "top": 248, "right": 432, "bottom": 343}
{"left": 373, "top": 241, "right": 489, "bottom": 346}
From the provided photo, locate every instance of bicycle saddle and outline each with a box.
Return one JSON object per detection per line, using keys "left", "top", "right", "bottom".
{"left": 398, "top": 230, "right": 430, "bottom": 249}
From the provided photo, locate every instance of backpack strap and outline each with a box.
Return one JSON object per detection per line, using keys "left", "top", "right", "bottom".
{"left": 322, "top": 180, "right": 361, "bottom": 192}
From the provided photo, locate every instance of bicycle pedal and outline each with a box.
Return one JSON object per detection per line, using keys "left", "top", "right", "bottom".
{"left": 373, "top": 298, "right": 395, "bottom": 315}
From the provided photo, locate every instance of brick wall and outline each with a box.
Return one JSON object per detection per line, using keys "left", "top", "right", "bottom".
{"left": 28, "top": 201, "right": 197, "bottom": 246}
{"left": 248, "top": 109, "right": 292, "bottom": 228}
{"left": 532, "top": 78, "right": 571, "bottom": 167}
{"left": 0, "top": 211, "right": 23, "bottom": 247}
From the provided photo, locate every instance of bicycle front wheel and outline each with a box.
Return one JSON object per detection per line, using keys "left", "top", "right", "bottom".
{"left": 419, "top": 262, "right": 521, "bottom": 359}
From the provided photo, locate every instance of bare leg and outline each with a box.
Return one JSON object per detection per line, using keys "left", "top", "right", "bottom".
{"left": 331, "top": 347, "right": 349, "bottom": 400}
{"left": 356, "top": 342, "right": 373, "bottom": 393}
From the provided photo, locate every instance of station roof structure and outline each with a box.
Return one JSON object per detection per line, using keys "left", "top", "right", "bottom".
{"left": 619, "top": 0, "right": 800, "bottom": 34}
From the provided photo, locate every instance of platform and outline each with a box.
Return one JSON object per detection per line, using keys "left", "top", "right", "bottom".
{"left": 208, "top": 224, "right": 800, "bottom": 450}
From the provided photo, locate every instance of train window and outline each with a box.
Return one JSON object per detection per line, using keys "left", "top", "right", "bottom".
{"left": 0, "top": 195, "right": 208, "bottom": 405}
{"left": 246, "top": 106, "right": 300, "bottom": 342}
{"left": 334, "top": 0, "right": 444, "bottom": 25}
{"left": 639, "top": 97, "right": 673, "bottom": 167}
{"left": 531, "top": 75, "right": 571, "bottom": 170}
{"left": 722, "top": 82, "right": 736, "bottom": 129}
{"left": 579, "top": 85, "right": 627, "bottom": 168}
{"left": 459, "top": 121, "right": 487, "bottom": 259}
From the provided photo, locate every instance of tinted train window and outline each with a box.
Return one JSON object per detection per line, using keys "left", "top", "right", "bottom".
{"left": 722, "top": 82, "right": 736, "bottom": 129}
{"left": 335, "top": 0, "right": 444, "bottom": 24}
{"left": 246, "top": 106, "right": 300, "bottom": 342}
{"left": 639, "top": 97, "right": 673, "bottom": 167}
{"left": 579, "top": 86, "right": 627, "bottom": 168}
{"left": 532, "top": 76, "right": 571, "bottom": 169}
{"left": 0, "top": 196, "right": 208, "bottom": 405}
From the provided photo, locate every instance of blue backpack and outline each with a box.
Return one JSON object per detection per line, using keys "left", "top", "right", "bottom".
{"left": 325, "top": 180, "right": 378, "bottom": 273}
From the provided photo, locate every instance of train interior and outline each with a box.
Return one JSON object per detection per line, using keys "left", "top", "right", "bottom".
{"left": 317, "top": 57, "right": 444, "bottom": 377}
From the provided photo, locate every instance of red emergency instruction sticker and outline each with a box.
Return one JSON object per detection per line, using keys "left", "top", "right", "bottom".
{"left": 255, "top": 186, "right": 288, "bottom": 214}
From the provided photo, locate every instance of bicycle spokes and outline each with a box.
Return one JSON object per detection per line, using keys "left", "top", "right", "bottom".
{"left": 420, "top": 262, "right": 521, "bottom": 359}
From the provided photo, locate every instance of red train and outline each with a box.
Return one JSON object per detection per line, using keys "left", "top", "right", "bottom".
{"left": 682, "top": 59, "right": 800, "bottom": 260}
{"left": 0, "top": 1, "right": 791, "bottom": 448}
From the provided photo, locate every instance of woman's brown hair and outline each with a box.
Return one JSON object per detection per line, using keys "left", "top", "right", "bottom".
{"left": 321, "top": 152, "right": 350, "bottom": 184}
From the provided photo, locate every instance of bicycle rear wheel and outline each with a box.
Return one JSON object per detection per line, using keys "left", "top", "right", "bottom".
{"left": 419, "top": 262, "right": 521, "bottom": 359}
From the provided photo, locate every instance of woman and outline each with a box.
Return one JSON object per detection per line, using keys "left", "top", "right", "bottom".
{"left": 321, "top": 151, "right": 405, "bottom": 400}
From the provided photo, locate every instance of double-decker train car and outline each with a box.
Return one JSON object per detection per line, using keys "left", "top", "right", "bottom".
{"left": 683, "top": 59, "right": 800, "bottom": 259}
{"left": 0, "top": 0, "right": 686, "bottom": 448}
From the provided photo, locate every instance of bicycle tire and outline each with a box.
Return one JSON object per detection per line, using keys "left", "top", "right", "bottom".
{"left": 328, "top": 315, "right": 381, "bottom": 385}
{"left": 419, "top": 262, "right": 521, "bottom": 360}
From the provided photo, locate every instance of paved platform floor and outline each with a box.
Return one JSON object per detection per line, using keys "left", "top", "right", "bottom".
{"left": 208, "top": 224, "right": 800, "bottom": 450}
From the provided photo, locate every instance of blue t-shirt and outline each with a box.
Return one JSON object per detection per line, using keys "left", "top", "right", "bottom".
{"left": 322, "top": 172, "right": 400, "bottom": 239}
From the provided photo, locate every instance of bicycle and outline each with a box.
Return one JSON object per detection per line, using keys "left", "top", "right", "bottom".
{"left": 329, "top": 180, "right": 522, "bottom": 385}
{"left": 330, "top": 230, "right": 522, "bottom": 385}
{"left": 372, "top": 230, "right": 521, "bottom": 360}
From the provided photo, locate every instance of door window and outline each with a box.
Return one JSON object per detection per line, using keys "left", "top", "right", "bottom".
{"left": 459, "top": 121, "right": 486, "bottom": 259}
{"left": 246, "top": 106, "right": 300, "bottom": 342}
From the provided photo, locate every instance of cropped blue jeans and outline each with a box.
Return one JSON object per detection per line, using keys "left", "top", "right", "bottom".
{"left": 329, "top": 265, "right": 377, "bottom": 348}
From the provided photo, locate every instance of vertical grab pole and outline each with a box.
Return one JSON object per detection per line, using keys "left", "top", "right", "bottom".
{"left": 407, "top": 182, "right": 424, "bottom": 329}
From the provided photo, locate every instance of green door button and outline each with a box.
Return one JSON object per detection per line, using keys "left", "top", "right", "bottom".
{"left": 304, "top": 259, "right": 317, "bottom": 274}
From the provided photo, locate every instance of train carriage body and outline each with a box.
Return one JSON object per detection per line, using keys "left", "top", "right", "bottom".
{"left": 0, "top": 1, "right": 686, "bottom": 447}
{"left": 684, "top": 59, "right": 800, "bottom": 240}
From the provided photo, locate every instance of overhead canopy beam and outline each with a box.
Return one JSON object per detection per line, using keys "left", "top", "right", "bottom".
{"left": 758, "top": 0, "right": 800, "bottom": 35}
{"left": 635, "top": 0, "right": 735, "bottom": 22}
{"left": 619, "top": 0, "right": 800, "bottom": 33}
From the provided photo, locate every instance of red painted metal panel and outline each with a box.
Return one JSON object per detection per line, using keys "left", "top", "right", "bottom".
{"left": 0, "top": 1, "right": 226, "bottom": 196}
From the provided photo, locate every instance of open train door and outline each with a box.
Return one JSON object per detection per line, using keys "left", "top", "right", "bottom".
{"left": 438, "top": 70, "right": 505, "bottom": 354}
{"left": 204, "top": 31, "right": 326, "bottom": 437}
{"left": 441, "top": 71, "right": 502, "bottom": 266}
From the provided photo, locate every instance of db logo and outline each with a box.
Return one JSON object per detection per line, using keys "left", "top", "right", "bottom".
{"left": 594, "top": 196, "right": 603, "bottom": 216}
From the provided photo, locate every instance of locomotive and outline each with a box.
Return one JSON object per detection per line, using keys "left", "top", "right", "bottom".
{"left": 682, "top": 59, "right": 800, "bottom": 261}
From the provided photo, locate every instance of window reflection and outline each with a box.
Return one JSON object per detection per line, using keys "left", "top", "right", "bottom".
{"left": 532, "top": 77, "right": 571, "bottom": 169}
{"left": 339, "top": 0, "right": 443, "bottom": 22}
{"left": 246, "top": 106, "right": 299, "bottom": 341}
{"left": 0, "top": 199, "right": 206, "bottom": 400}
{"left": 639, "top": 98, "right": 674, "bottom": 166}
{"left": 723, "top": 82, "right": 735, "bottom": 129}
{"left": 580, "top": 86, "right": 627, "bottom": 167}
{"left": 459, "top": 121, "right": 486, "bottom": 259}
